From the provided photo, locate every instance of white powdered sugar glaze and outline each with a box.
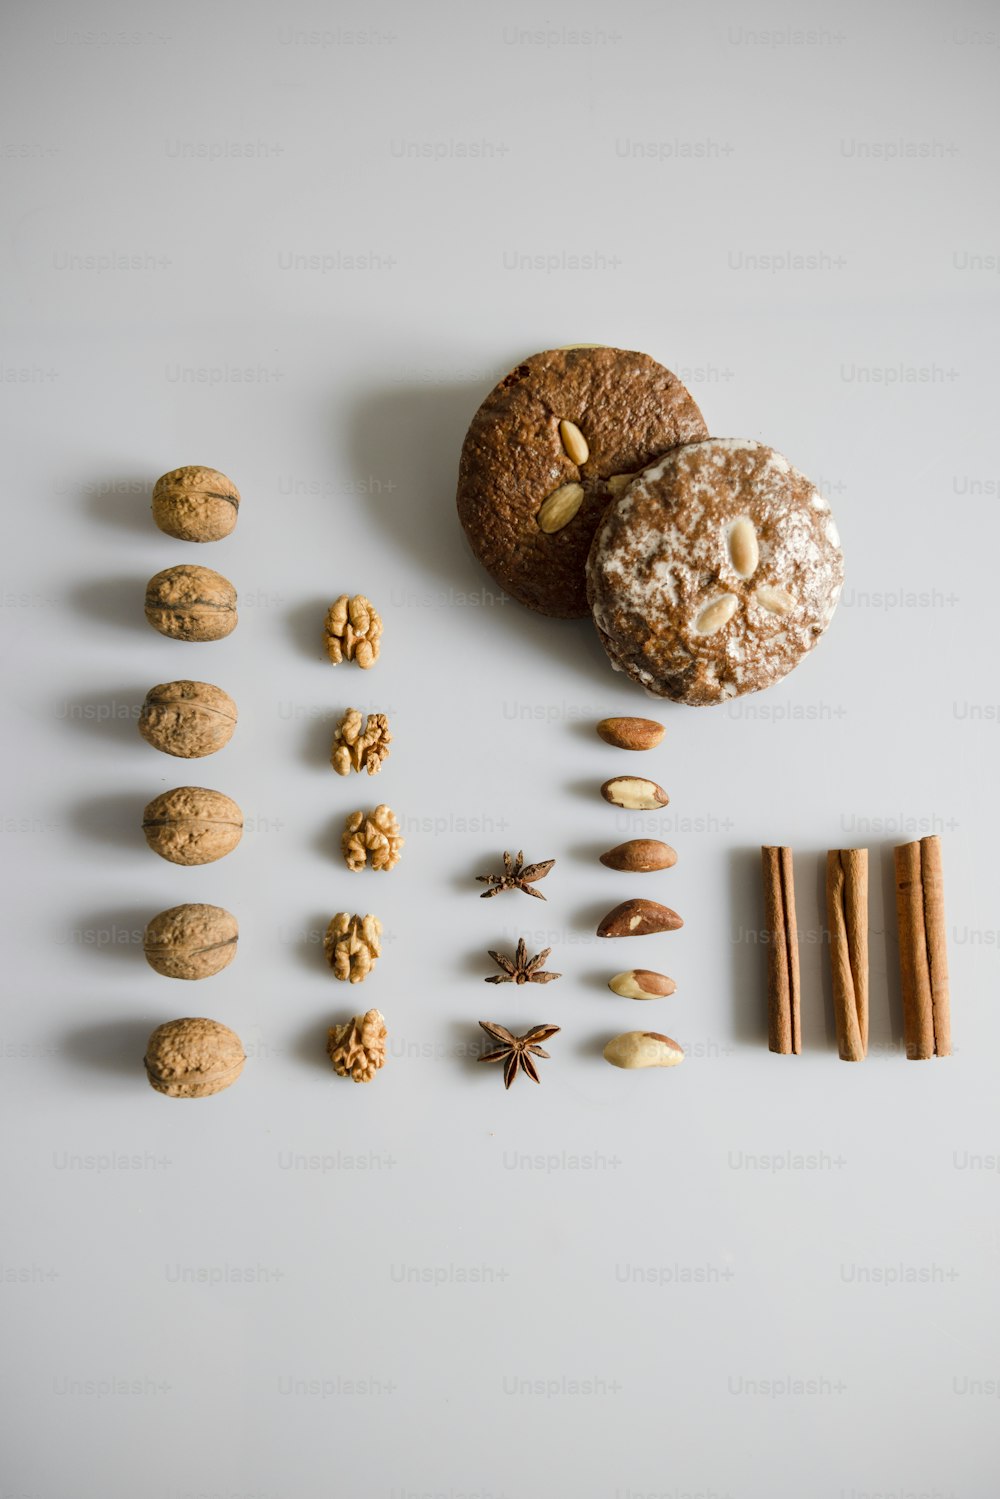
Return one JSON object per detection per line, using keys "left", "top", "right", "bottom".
{"left": 586, "top": 438, "right": 844, "bottom": 706}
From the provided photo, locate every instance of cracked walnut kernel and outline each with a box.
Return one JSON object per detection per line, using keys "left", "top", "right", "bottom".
{"left": 324, "top": 595, "right": 381, "bottom": 669}
{"left": 342, "top": 806, "right": 403, "bottom": 872}
{"left": 327, "top": 1008, "right": 387, "bottom": 1083}
{"left": 324, "top": 913, "right": 382, "bottom": 983}
{"left": 331, "top": 708, "right": 391, "bottom": 776}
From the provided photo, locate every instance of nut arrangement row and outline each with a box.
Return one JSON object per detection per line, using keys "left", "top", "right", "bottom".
{"left": 129, "top": 467, "right": 401, "bottom": 1095}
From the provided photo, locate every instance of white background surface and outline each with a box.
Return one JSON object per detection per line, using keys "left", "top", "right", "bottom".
{"left": 2, "top": 2, "right": 998, "bottom": 1496}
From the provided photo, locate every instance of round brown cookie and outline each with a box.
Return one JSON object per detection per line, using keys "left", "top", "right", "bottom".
{"left": 456, "top": 347, "right": 707, "bottom": 618}
{"left": 587, "top": 438, "right": 844, "bottom": 705}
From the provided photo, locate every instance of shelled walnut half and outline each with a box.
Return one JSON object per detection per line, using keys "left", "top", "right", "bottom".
{"left": 331, "top": 708, "right": 391, "bottom": 776}
{"left": 327, "top": 1008, "right": 387, "bottom": 1082}
{"left": 324, "top": 595, "right": 381, "bottom": 668}
{"left": 342, "top": 805, "right": 403, "bottom": 872}
{"left": 324, "top": 913, "right": 383, "bottom": 983}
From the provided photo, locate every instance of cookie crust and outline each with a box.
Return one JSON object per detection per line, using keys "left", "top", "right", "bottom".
{"left": 457, "top": 347, "right": 706, "bottom": 618}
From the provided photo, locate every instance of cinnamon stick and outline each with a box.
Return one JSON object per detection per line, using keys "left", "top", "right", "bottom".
{"left": 826, "top": 849, "right": 869, "bottom": 1061}
{"left": 761, "top": 845, "right": 801, "bottom": 1054}
{"left": 894, "top": 835, "right": 951, "bottom": 1059}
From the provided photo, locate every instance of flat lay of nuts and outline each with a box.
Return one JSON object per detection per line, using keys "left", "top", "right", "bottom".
{"left": 603, "top": 1031, "right": 684, "bottom": 1070}
{"left": 143, "top": 904, "right": 238, "bottom": 980}
{"left": 558, "top": 419, "right": 589, "bottom": 465}
{"left": 142, "top": 786, "right": 243, "bottom": 866}
{"left": 138, "top": 679, "right": 237, "bottom": 759}
{"left": 144, "top": 1017, "right": 245, "bottom": 1098}
{"left": 536, "top": 482, "right": 584, "bottom": 534}
{"left": 599, "top": 838, "right": 677, "bottom": 873}
{"left": 324, "top": 594, "right": 381, "bottom": 668}
{"left": 145, "top": 564, "right": 237, "bottom": 642}
{"left": 601, "top": 776, "right": 669, "bottom": 811}
{"left": 597, "top": 899, "right": 683, "bottom": 938}
{"left": 342, "top": 805, "right": 403, "bottom": 872}
{"left": 331, "top": 708, "right": 391, "bottom": 776}
{"left": 324, "top": 912, "right": 382, "bottom": 983}
{"left": 595, "top": 716, "right": 665, "bottom": 751}
{"left": 476, "top": 850, "right": 555, "bottom": 900}
{"left": 151, "top": 466, "right": 240, "bottom": 542}
{"left": 327, "top": 1008, "right": 387, "bottom": 1083}
{"left": 608, "top": 970, "right": 676, "bottom": 1000}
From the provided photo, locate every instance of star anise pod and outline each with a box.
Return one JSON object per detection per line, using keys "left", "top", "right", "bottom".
{"left": 476, "top": 849, "right": 555, "bottom": 900}
{"left": 477, "top": 1021, "right": 561, "bottom": 1088}
{"left": 485, "top": 938, "right": 561, "bottom": 986}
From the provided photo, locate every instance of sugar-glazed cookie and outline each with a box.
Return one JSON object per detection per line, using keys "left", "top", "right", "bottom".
{"left": 586, "top": 438, "right": 844, "bottom": 705}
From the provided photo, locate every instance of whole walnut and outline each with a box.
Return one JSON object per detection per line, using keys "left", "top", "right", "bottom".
{"left": 152, "top": 466, "right": 240, "bottom": 542}
{"left": 324, "top": 912, "right": 382, "bottom": 982}
{"left": 324, "top": 594, "right": 381, "bottom": 668}
{"left": 143, "top": 904, "right": 238, "bottom": 980}
{"left": 144, "top": 1017, "right": 245, "bottom": 1098}
{"left": 138, "top": 680, "right": 237, "bottom": 759}
{"left": 342, "top": 805, "right": 403, "bottom": 871}
{"left": 145, "top": 565, "right": 237, "bottom": 642}
{"left": 142, "top": 786, "right": 243, "bottom": 866}
{"left": 327, "top": 1009, "right": 387, "bottom": 1083}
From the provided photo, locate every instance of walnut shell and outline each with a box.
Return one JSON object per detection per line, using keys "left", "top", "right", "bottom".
{"left": 144, "top": 1017, "right": 245, "bottom": 1098}
{"left": 138, "top": 680, "right": 237, "bottom": 759}
{"left": 143, "top": 904, "right": 238, "bottom": 980}
{"left": 142, "top": 786, "right": 243, "bottom": 866}
{"left": 145, "top": 565, "right": 237, "bottom": 642}
{"left": 152, "top": 466, "right": 240, "bottom": 542}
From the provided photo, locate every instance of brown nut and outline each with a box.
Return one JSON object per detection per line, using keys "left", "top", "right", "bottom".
{"left": 327, "top": 1008, "right": 387, "bottom": 1082}
{"left": 324, "top": 595, "right": 381, "bottom": 668}
{"left": 138, "top": 680, "right": 237, "bottom": 759}
{"left": 342, "top": 806, "right": 403, "bottom": 872}
{"left": 324, "top": 913, "right": 382, "bottom": 983}
{"left": 143, "top": 904, "right": 238, "bottom": 980}
{"left": 603, "top": 1031, "right": 684, "bottom": 1069}
{"left": 600, "top": 776, "right": 669, "bottom": 811}
{"left": 152, "top": 466, "right": 240, "bottom": 542}
{"left": 608, "top": 970, "right": 676, "bottom": 1000}
{"left": 144, "top": 1017, "right": 245, "bottom": 1097}
{"left": 331, "top": 709, "right": 391, "bottom": 776}
{"left": 597, "top": 899, "right": 683, "bottom": 938}
{"left": 596, "top": 716, "right": 665, "bottom": 751}
{"left": 145, "top": 565, "right": 237, "bottom": 642}
{"left": 142, "top": 786, "right": 243, "bottom": 866}
{"left": 600, "top": 839, "right": 677, "bottom": 873}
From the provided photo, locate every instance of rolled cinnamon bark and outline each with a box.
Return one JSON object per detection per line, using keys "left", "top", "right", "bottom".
{"left": 761, "top": 845, "right": 801, "bottom": 1054}
{"left": 894, "top": 835, "right": 951, "bottom": 1060}
{"left": 826, "top": 849, "right": 869, "bottom": 1061}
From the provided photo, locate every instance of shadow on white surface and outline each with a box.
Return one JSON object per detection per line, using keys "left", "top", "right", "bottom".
{"left": 66, "top": 905, "right": 150, "bottom": 967}
{"left": 69, "top": 575, "right": 149, "bottom": 634}
{"left": 285, "top": 593, "right": 336, "bottom": 663}
{"left": 60, "top": 1017, "right": 156, "bottom": 1079}
{"left": 291, "top": 1012, "right": 334, "bottom": 1073}
{"left": 82, "top": 473, "right": 155, "bottom": 536}
{"left": 728, "top": 846, "right": 769, "bottom": 1048}
{"left": 874, "top": 840, "right": 906, "bottom": 1053}
{"left": 60, "top": 686, "right": 146, "bottom": 748}
{"left": 69, "top": 790, "right": 143, "bottom": 850}
{"left": 289, "top": 910, "right": 333, "bottom": 976}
